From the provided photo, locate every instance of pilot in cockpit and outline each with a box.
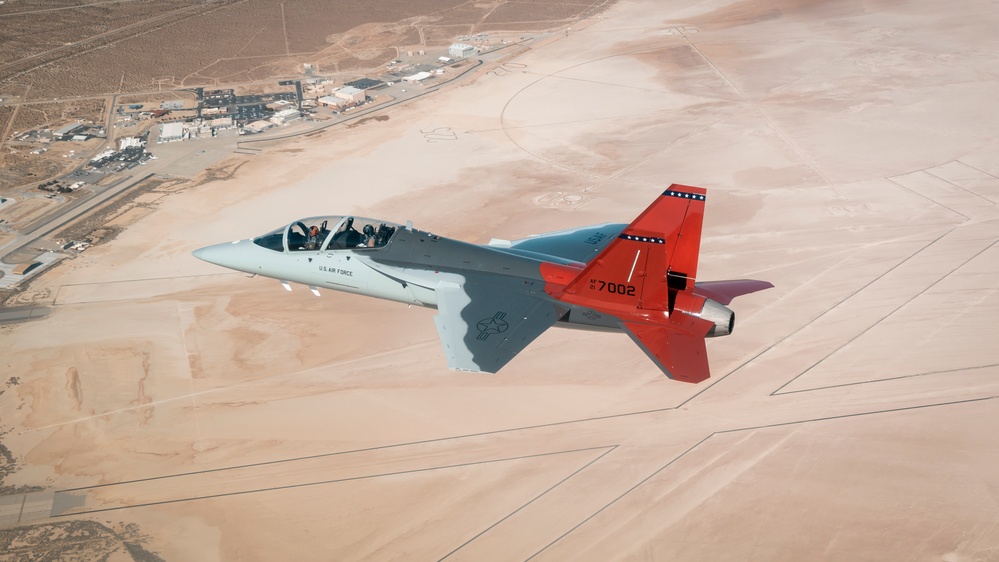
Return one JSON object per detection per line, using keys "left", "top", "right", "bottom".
{"left": 306, "top": 225, "right": 321, "bottom": 250}
{"left": 359, "top": 224, "right": 376, "bottom": 247}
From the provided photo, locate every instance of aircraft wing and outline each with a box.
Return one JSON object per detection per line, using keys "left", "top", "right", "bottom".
{"left": 433, "top": 279, "right": 565, "bottom": 373}
{"left": 490, "top": 223, "right": 626, "bottom": 264}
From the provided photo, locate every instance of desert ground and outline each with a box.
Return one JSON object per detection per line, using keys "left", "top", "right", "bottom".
{"left": 2, "top": 0, "right": 999, "bottom": 560}
{"left": 0, "top": 0, "right": 609, "bottom": 189}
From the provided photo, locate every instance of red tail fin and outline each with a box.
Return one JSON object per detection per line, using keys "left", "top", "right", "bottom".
{"left": 560, "top": 185, "right": 706, "bottom": 312}
{"left": 547, "top": 185, "right": 718, "bottom": 382}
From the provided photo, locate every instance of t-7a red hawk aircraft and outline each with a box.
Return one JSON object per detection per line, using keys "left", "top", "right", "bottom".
{"left": 194, "top": 185, "right": 772, "bottom": 383}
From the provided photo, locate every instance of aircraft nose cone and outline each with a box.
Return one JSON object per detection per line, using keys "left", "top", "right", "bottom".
{"left": 192, "top": 241, "right": 248, "bottom": 270}
{"left": 192, "top": 244, "right": 222, "bottom": 265}
{"left": 192, "top": 246, "right": 209, "bottom": 262}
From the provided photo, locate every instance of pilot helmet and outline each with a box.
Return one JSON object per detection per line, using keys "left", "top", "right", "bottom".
{"left": 363, "top": 224, "right": 375, "bottom": 235}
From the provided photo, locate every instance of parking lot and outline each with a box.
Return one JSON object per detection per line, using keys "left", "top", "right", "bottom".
{"left": 200, "top": 90, "right": 300, "bottom": 124}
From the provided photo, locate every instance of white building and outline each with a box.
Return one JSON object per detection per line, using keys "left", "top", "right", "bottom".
{"left": 448, "top": 43, "right": 474, "bottom": 58}
{"left": 159, "top": 122, "right": 184, "bottom": 142}
{"left": 91, "top": 148, "right": 115, "bottom": 161}
{"left": 270, "top": 109, "right": 301, "bottom": 124}
{"left": 119, "top": 137, "right": 143, "bottom": 150}
{"left": 53, "top": 122, "right": 83, "bottom": 139}
{"left": 334, "top": 86, "right": 366, "bottom": 102}
{"left": 402, "top": 71, "right": 433, "bottom": 83}
{"left": 318, "top": 95, "right": 344, "bottom": 107}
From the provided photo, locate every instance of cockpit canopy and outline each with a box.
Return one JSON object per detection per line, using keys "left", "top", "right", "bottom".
{"left": 253, "top": 216, "right": 400, "bottom": 253}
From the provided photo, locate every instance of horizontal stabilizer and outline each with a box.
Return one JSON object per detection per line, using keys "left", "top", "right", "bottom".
{"left": 694, "top": 279, "right": 774, "bottom": 305}
{"left": 621, "top": 317, "right": 713, "bottom": 383}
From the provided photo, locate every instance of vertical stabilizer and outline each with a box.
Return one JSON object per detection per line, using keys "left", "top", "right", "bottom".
{"left": 560, "top": 185, "right": 707, "bottom": 312}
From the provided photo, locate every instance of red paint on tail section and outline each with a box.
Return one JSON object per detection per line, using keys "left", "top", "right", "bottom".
{"left": 550, "top": 185, "right": 707, "bottom": 314}
{"left": 544, "top": 185, "right": 715, "bottom": 382}
{"left": 622, "top": 184, "right": 706, "bottom": 293}
{"left": 621, "top": 318, "right": 713, "bottom": 383}
{"left": 693, "top": 279, "right": 775, "bottom": 305}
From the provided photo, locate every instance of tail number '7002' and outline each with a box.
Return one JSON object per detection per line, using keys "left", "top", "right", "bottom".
{"left": 590, "top": 279, "right": 636, "bottom": 296}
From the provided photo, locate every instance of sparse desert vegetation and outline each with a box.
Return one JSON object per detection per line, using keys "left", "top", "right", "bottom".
{"left": 0, "top": 0, "right": 609, "bottom": 190}
{"left": 1, "top": 0, "right": 608, "bottom": 101}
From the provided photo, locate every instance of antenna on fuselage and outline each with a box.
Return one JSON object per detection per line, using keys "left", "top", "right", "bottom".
{"left": 406, "top": 220, "right": 413, "bottom": 230}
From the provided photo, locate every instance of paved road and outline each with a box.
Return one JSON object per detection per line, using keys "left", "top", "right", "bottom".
{"left": 0, "top": 305, "right": 51, "bottom": 323}
{"left": 0, "top": 173, "right": 152, "bottom": 264}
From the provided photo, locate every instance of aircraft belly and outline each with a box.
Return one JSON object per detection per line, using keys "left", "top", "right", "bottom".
{"left": 555, "top": 320, "right": 622, "bottom": 333}
{"left": 558, "top": 306, "right": 622, "bottom": 332}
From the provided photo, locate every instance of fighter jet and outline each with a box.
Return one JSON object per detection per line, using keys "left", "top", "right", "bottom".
{"left": 193, "top": 185, "right": 771, "bottom": 383}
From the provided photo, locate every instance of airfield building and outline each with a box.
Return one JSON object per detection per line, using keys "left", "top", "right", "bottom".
{"left": 449, "top": 43, "right": 474, "bottom": 58}
{"left": 270, "top": 109, "right": 301, "bottom": 124}
{"left": 317, "top": 95, "right": 344, "bottom": 108}
{"left": 209, "top": 117, "right": 234, "bottom": 130}
{"left": 403, "top": 71, "right": 433, "bottom": 83}
{"left": 243, "top": 120, "right": 275, "bottom": 134}
{"left": 334, "top": 86, "right": 366, "bottom": 102}
{"left": 266, "top": 99, "right": 293, "bottom": 111}
{"left": 119, "top": 137, "right": 143, "bottom": 150}
{"left": 53, "top": 122, "right": 84, "bottom": 140}
{"left": 159, "top": 122, "right": 184, "bottom": 142}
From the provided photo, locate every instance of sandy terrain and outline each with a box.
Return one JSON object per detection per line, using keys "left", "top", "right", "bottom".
{"left": 0, "top": 0, "right": 608, "bottom": 190}
{"left": 0, "top": 0, "right": 610, "bottom": 102}
{"left": 2, "top": 0, "right": 999, "bottom": 560}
